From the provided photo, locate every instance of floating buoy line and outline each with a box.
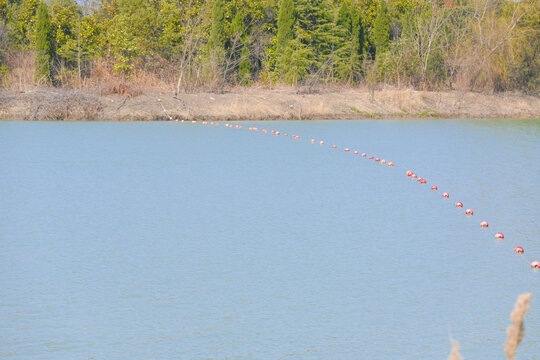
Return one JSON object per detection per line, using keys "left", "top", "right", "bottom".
{"left": 159, "top": 104, "right": 537, "bottom": 270}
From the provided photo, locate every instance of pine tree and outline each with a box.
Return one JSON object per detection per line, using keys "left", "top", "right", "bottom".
{"left": 238, "top": 42, "right": 252, "bottom": 85}
{"left": 277, "top": 0, "right": 332, "bottom": 83}
{"left": 281, "top": 25, "right": 313, "bottom": 84}
{"left": 373, "top": 0, "right": 390, "bottom": 56}
{"left": 207, "top": 0, "right": 226, "bottom": 77}
{"left": 35, "top": 1, "right": 53, "bottom": 83}
{"left": 334, "top": 0, "right": 365, "bottom": 83}
{"left": 295, "top": 0, "right": 332, "bottom": 64}
{"left": 231, "top": 9, "right": 252, "bottom": 85}
{"left": 275, "top": 0, "right": 295, "bottom": 73}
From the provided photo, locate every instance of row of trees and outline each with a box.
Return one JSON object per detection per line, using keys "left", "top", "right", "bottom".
{"left": 0, "top": 0, "right": 538, "bottom": 93}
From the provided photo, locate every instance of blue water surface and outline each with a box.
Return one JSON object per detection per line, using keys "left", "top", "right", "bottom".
{"left": 1, "top": 119, "right": 539, "bottom": 359}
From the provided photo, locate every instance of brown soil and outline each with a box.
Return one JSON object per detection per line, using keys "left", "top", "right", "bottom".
{"left": 1, "top": 87, "right": 539, "bottom": 121}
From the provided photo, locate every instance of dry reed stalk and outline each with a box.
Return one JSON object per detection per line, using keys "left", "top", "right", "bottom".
{"left": 505, "top": 293, "right": 532, "bottom": 360}
{"left": 448, "top": 339, "right": 462, "bottom": 360}
{"left": 5, "top": 50, "right": 35, "bottom": 90}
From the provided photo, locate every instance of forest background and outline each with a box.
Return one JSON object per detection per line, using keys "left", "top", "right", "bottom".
{"left": 0, "top": 0, "right": 538, "bottom": 96}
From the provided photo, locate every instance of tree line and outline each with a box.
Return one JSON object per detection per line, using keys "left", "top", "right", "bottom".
{"left": 0, "top": 0, "right": 538, "bottom": 93}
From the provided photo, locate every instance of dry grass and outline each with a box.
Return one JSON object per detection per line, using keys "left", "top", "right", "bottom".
{"left": 0, "top": 89, "right": 103, "bottom": 121}
{"left": 448, "top": 339, "right": 462, "bottom": 360}
{"left": 84, "top": 58, "right": 180, "bottom": 96}
{"left": 1, "top": 53, "right": 176, "bottom": 96}
{"left": 3, "top": 50, "right": 35, "bottom": 91}
{"left": 447, "top": 293, "right": 533, "bottom": 360}
{"left": 505, "top": 293, "right": 532, "bottom": 360}
{"left": 1, "top": 54, "right": 539, "bottom": 121}
{"left": 87, "top": 59, "right": 161, "bottom": 97}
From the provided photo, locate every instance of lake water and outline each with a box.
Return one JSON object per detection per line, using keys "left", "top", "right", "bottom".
{"left": 1, "top": 119, "right": 538, "bottom": 359}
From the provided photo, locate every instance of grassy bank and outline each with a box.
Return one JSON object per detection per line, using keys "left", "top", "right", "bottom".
{"left": 1, "top": 87, "right": 539, "bottom": 121}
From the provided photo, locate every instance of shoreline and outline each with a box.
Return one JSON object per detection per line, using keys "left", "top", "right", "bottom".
{"left": 1, "top": 87, "right": 539, "bottom": 121}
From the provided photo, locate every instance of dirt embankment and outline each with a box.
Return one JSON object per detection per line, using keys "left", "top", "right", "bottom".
{"left": 1, "top": 87, "right": 539, "bottom": 121}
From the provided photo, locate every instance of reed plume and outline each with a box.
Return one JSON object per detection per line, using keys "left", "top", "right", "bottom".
{"left": 448, "top": 339, "right": 462, "bottom": 360}
{"left": 505, "top": 293, "right": 532, "bottom": 360}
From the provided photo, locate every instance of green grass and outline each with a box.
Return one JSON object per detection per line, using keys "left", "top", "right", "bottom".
{"left": 344, "top": 106, "right": 380, "bottom": 118}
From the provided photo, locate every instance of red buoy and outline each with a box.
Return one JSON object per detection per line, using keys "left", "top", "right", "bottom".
{"left": 455, "top": 202, "right": 463, "bottom": 208}
{"left": 514, "top": 247, "right": 524, "bottom": 254}
{"left": 362, "top": 153, "right": 367, "bottom": 157}
{"left": 354, "top": 151, "right": 359, "bottom": 154}
{"left": 275, "top": 131, "right": 280, "bottom": 135}
{"left": 320, "top": 141, "right": 324, "bottom": 145}
{"left": 369, "top": 156, "right": 374, "bottom": 159}
{"left": 388, "top": 162, "right": 394, "bottom": 167}
{"left": 284, "top": 133, "right": 288, "bottom": 136}
{"left": 480, "top": 221, "right": 488, "bottom": 227}
{"left": 271, "top": 130, "right": 275, "bottom": 134}
{"left": 420, "top": 179, "right": 427, "bottom": 184}
{"left": 332, "top": 145, "right": 337, "bottom": 149}
{"left": 344, "top": 148, "right": 350, "bottom": 152}
{"left": 311, "top": 139, "right": 316, "bottom": 143}
{"left": 375, "top": 158, "right": 380, "bottom": 162}
{"left": 431, "top": 185, "right": 438, "bottom": 190}
{"left": 411, "top": 173, "right": 417, "bottom": 179}
{"left": 465, "top": 209, "right": 474, "bottom": 215}
{"left": 531, "top": 261, "right": 540, "bottom": 269}
{"left": 495, "top": 232, "right": 504, "bottom": 239}
{"left": 262, "top": 129, "right": 268, "bottom": 133}
{"left": 381, "top": 159, "right": 386, "bottom": 164}
{"left": 295, "top": 136, "right": 300, "bottom": 139}
{"left": 406, "top": 170, "right": 413, "bottom": 176}
{"left": 442, "top": 192, "right": 449, "bottom": 198}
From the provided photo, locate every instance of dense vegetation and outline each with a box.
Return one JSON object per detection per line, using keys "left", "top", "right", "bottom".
{"left": 0, "top": 0, "right": 538, "bottom": 93}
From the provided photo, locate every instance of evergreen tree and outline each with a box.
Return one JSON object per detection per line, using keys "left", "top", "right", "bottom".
{"left": 0, "top": 0, "right": 536, "bottom": 92}
{"left": 0, "top": 0, "right": 7, "bottom": 53}
{"left": 336, "top": 0, "right": 351, "bottom": 35}
{"left": 238, "top": 42, "right": 252, "bottom": 85}
{"left": 6, "top": 0, "right": 41, "bottom": 48}
{"left": 373, "top": 0, "right": 390, "bottom": 56}
{"left": 0, "top": 0, "right": 7, "bottom": 25}
{"left": 50, "top": 0, "right": 82, "bottom": 67}
{"left": 275, "top": 0, "right": 295, "bottom": 73}
{"left": 281, "top": 25, "right": 313, "bottom": 84}
{"left": 107, "top": 0, "right": 161, "bottom": 74}
{"left": 231, "top": 8, "right": 251, "bottom": 85}
{"left": 278, "top": 0, "right": 333, "bottom": 83}
{"left": 35, "top": 1, "right": 53, "bottom": 83}
{"left": 207, "top": 0, "right": 226, "bottom": 73}
{"left": 334, "top": 0, "right": 365, "bottom": 83}
{"left": 295, "top": 0, "right": 332, "bottom": 64}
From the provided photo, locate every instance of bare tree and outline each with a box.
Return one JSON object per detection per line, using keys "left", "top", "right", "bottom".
{"left": 176, "top": 0, "right": 208, "bottom": 95}
{"left": 468, "top": 0, "right": 526, "bottom": 90}
{"left": 441, "top": 6, "right": 473, "bottom": 89}
{"left": 412, "top": 1, "right": 451, "bottom": 88}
